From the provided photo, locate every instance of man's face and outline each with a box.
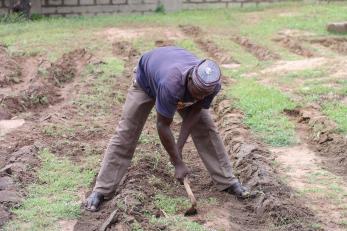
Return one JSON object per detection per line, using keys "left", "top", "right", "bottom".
{"left": 187, "top": 77, "right": 210, "bottom": 101}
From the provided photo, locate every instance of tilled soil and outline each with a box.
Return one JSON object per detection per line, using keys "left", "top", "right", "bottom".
{"left": 179, "top": 25, "right": 239, "bottom": 65}
{"left": 0, "top": 48, "right": 94, "bottom": 227}
{"left": 0, "top": 48, "right": 93, "bottom": 119}
{"left": 285, "top": 106, "right": 347, "bottom": 178}
{"left": 231, "top": 36, "right": 280, "bottom": 61}
{"left": 0, "top": 26, "right": 332, "bottom": 231}
{"left": 273, "top": 37, "right": 315, "bottom": 57}
{"left": 309, "top": 37, "right": 347, "bottom": 55}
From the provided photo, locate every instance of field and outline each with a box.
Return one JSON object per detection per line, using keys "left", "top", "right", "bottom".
{"left": 0, "top": 2, "right": 347, "bottom": 230}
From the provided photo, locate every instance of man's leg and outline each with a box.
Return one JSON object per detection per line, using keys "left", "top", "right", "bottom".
{"left": 93, "top": 82, "right": 154, "bottom": 198}
{"left": 181, "top": 109, "right": 238, "bottom": 191}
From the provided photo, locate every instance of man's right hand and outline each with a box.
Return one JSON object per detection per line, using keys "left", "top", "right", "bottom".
{"left": 174, "top": 162, "right": 189, "bottom": 183}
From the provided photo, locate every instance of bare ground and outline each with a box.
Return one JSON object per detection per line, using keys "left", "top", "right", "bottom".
{"left": 1, "top": 25, "right": 346, "bottom": 231}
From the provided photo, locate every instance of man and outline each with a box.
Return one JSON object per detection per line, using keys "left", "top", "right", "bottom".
{"left": 85, "top": 46, "right": 249, "bottom": 211}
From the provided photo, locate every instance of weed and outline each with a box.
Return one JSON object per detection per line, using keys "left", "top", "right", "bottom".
{"left": 155, "top": 3, "right": 165, "bottom": 14}
{"left": 5, "top": 149, "right": 95, "bottom": 230}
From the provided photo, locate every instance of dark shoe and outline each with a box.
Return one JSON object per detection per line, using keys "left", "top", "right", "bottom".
{"left": 224, "top": 182, "right": 250, "bottom": 199}
{"left": 85, "top": 191, "right": 104, "bottom": 212}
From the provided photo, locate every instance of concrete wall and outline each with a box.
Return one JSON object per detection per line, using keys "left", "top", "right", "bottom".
{"left": 0, "top": 0, "right": 288, "bottom": 17}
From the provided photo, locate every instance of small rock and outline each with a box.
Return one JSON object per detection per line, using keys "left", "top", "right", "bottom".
{"left": 0, "top": 190, "right": 21, "bottom": 203}
{"left": 0, "top": 176, "right": 14, "bottom": 190}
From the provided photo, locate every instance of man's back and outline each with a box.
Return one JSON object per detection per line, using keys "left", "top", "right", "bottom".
{"left": 136, "top": 46, "right": 200, "bottom": 98}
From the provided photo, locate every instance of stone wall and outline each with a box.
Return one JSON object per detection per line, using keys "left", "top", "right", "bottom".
{"left": 0, "top": 0, "right": 290, "bottom": 17}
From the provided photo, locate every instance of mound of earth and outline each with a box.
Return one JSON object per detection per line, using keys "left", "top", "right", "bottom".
{"left": 273, "top": 37, "right": 314, "bottom": 57}
{"left": 179, "top": 24, "right": 203, "bottom": 38}
{"left": 310, "top": 37, "right": 347, "bottom": 55}
{"left": 1, "top": 81, "right": 62, "bottom": 116}
{"left": 286, "top": 106, "right": 347, "bottom": 177}
{"left": 231, "top": 36, "right": 280, "bottom": 61}
{"left": 213, "top": 96, "right": 314, "bottom": 229}
{"left": 48, "top": 49, "right": 92, "bottom": 87}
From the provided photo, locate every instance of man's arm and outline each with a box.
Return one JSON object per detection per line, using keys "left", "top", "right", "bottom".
{"left": 177, "top": 102, "right": 203, "bottom": 158}
{"left": 157, "top": 113, "right": 189, "bottom": 182}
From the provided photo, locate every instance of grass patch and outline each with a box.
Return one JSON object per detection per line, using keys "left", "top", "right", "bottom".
{"left": 151, "top": 194, "right": 207, "bottom": 230}
{"left": 5, "top": 149, "right": 95, "bottom": 230}
{"left": 175, "top": 39, "right": 205, "bottom": 58}
{"left": 150, "top": 216, "right": 207, "bottom": 231}
{"left": 74, "top": 57, "right": 124, "bottom": 115}
{"left": 280, "top": 69, "right": 326, "bottom": 82}
{"left": 322, "top": 102, "right": 347, "bottom": 133}
{"left": 228, "top": 78, "right": 297, "bottom": 146}
{"left": 154, "top": 194, "right": 190, "bottom": 215}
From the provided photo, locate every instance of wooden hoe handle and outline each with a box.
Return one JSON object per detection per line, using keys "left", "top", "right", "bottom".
{"left": 183, "top": 177, "right": 197, "bottom": 207}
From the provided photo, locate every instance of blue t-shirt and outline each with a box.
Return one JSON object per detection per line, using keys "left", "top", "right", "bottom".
{"left": 136, "top": 46, "right": 220, "bottom": 118}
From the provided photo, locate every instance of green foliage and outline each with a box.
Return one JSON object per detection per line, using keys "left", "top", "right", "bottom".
{"left": 322, "top": 102, "right": 347, "bottom": 133}
{"left": 155, "top": 3, "right": 165, "bottom": 14}
{"left": 5, "top": 149, "right": 95, "bottom": 230}
{"left": 228, "top": 79, "right": 297, "bottom": 146}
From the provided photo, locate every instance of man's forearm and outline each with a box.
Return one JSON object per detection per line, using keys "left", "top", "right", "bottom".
{"left": 157, "top": 117, "right": 183, "bottom": 166}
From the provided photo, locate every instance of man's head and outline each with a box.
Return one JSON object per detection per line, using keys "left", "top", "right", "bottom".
{"left": 188, "top": 59, "right": 221, "bottom": 100}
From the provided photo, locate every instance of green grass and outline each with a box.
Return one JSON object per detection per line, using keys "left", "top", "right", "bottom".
{"left": 175, "top": 39, "right": 205, "bottom": 58}
{"left": 5, "top": 149, "right": 95, "bottom": 230}
{"left": 154, "top": 194, "right": 190, "bottom": 215}
{"left": 322, "top": 102, "right": 347, "bottom": 133}
{"left": 212, "top": 35, "right": 259, "bottom": 67}
{"left": 74, "top": 57, "right": 124, "bottom": 115}
{"left": 281, "top": 69, "right": 326, "bottom": 82}
{"left": 228, "top": 78, "right": 297, "bottom": 146}
{"left": 151, "top": 194, "right": 207, "bottom": 231}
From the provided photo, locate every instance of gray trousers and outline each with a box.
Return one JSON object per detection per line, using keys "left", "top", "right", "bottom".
{"left": 93, "top": 82, "right": 238, "bottom": 198}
